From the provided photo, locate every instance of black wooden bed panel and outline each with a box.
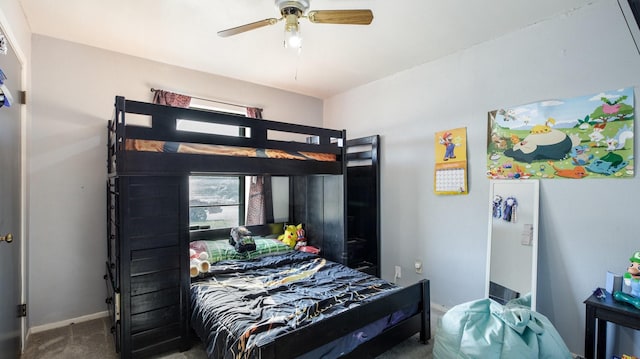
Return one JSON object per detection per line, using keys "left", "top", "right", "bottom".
{"left": 345, "top": 135, "right": 380, "bottom": 277}
{"left": 108, "top": 96, "right": 345, "bottom": 176}
{"left": 106, "top": 96, "right": 430, "bottom": 358}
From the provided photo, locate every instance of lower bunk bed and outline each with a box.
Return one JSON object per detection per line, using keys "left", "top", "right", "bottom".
{"left": 189, "top": 236, "right": 431, "bottom": 358}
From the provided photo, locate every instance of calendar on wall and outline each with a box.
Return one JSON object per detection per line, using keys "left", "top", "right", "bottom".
{"left": 434, "top": 127, "right": 468, "bottom": 195}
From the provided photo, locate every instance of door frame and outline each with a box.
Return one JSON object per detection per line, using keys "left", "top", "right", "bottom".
{"left": 0, "top": 9, "right": 28, "bottom": 352}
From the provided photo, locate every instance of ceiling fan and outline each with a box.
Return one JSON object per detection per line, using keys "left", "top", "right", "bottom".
{"left": 218, "top": 0, "right": 374, "bottom": 48}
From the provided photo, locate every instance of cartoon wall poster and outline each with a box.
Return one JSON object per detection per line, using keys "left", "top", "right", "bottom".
{"left": 487, "top": 87, "right": 634, "bottom": 179}
{"left": 434, "top": 127, "right": 468, "bottom": 195}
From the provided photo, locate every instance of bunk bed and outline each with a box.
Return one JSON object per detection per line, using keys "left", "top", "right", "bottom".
{"left": 105, "top": 96, "right": 430, "bottom": 358}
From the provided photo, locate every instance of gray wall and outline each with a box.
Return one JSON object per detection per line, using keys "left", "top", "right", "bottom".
{"left": 324, "top": 0, "right": 640, "bottom": 356}
{"left": 27, "top": 35, "right": 323, "bottom": 328}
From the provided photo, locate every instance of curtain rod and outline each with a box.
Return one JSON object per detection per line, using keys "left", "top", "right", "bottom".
{"left": 150, "top": 88, "right": 253, "bottom": 109}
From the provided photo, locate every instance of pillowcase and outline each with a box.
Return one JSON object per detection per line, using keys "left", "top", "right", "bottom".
{"left": 245, "top": 237, "right": 293, "bottom": 259}
{"left": 190, "top": 239, "right": 244, "bottom": 264}
{"left": 190, "top": 237, "right": 293, "bottom": 264}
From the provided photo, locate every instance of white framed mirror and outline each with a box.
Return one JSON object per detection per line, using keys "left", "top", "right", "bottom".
{"left": 485, "top": 179, "right": 539, "bottom": 310}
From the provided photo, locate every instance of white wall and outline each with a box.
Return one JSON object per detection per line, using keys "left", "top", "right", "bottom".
{"left": 27, "top": 35, "right": 323, "bottom": 328}
{"left": 325, "top": 0, "right": 640, "bottom": 355}
{"left": 0, "top": 0, "right": 31, "bottom": 61}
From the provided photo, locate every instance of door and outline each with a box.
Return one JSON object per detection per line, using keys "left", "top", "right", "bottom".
{"left": 0, "top": 32, "right": 23, "bottom": 358}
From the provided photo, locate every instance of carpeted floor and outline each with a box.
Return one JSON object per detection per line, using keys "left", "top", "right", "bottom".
{"left": 21, "top": 315, "right": 436, "bottom": 359}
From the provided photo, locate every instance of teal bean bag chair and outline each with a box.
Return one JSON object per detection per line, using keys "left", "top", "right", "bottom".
{"left": 433, "top": 295, "right": 571, "bottom": 359}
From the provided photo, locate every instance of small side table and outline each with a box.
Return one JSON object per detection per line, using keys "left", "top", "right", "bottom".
{"left": 584, "top": 288, "right": 640, "bottom": 359}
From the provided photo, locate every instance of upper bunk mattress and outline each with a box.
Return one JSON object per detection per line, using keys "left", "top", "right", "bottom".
{"left": 125, "top": 139, "right": 337, "bottom": 162}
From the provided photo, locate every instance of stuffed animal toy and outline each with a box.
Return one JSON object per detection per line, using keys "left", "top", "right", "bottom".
{"left": 294, "top": 225, "right": 307, "bottom": 250}
{"left": 229, "top": 226, "right": 256, "bottom": 253}
{"left": 298, "top": 245, "right": 320, "bottom": 254}
{"left": 189, "top": 248, "right": 210, "bottom": 278}
{"left": 278, "top": 224, "right": 301, "bottom": 248}
{"left": 623, "top": 251, "right": 640, "bottom": 297}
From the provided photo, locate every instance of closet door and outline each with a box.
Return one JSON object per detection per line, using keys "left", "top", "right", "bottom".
{"left": 0, "top": 35, "right": 23, "bottom": 357}
{"left": 346, "top": 136, "right": 380, "bottom": 277}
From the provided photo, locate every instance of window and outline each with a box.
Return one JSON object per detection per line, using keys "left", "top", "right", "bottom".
{"left": 185, "top": 99, "right": 289, "bottom": 230}
{"left": 187, "top": 100, "right": 247, "bottom": 230}
{"left": 189, "top": 176, "right": 245, "bottom": 229}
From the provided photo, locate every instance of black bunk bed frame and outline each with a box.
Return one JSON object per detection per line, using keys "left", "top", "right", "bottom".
{"left": 106, "top": 96, "right": 430, "bottom": 358}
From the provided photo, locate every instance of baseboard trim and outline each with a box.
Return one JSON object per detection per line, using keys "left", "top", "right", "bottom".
{"left": 28, "top": 311, "right": 109, "bottom": 335}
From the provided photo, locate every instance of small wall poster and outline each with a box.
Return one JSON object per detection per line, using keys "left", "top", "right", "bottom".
{"left": 434, "top": 127, "right": 468, "bottom": 195}
{"left": 487, "top": 87, "right": 634, "bottom": 179}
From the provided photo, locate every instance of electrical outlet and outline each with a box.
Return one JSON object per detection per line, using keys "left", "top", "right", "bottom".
{"left": 414, "top": 260, "right": 422, "bottom": 274}
{"left": 395, "top": 265, "right": 401, "bottom": 279}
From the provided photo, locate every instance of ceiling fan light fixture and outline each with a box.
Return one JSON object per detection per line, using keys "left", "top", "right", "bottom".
{"left": 217, "top": 0, "right": 373, "bottom": 49}
{"left": 283, "top": 13, "right": 302, "bottom": 49}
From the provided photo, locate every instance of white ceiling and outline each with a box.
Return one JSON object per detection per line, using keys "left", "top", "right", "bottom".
{"left": 19, "top": 0, "right": 590, "bottom": 99}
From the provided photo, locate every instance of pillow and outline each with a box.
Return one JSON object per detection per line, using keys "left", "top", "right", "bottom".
{"left": 190, "top": 237, "right": 293, "bottom": 264}
{"left": 245, "top": 237, "right": 293, "bottom": 259}
{"left": 190, "top": 239, "right": 244, "bottom": 263}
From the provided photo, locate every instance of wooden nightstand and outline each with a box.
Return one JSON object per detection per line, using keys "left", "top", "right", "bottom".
{"left": 584, "top": 288, "right": 640, "bottom": 359}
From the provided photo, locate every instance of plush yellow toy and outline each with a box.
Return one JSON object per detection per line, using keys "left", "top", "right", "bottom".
{"left": 278, "top": 224, "right": 301, "bottom": 248}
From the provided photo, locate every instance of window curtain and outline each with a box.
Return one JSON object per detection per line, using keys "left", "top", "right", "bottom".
{"left": 152, "top": 89, "right": 192, "bottom": 108}
{"left": 246, "top": 107, "right": 268, "bottom": 226}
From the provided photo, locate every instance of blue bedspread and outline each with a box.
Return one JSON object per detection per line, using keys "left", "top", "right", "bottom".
{"left": 190, "top": 251, "right": 406, "bottom": 359}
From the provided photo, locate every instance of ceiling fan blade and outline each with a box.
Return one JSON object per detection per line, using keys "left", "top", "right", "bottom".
{"left": 217, "top": 18, "right": 280, "bottom": 38}
{"left": 307, "top": 10, "right": 373, "bottom": 25}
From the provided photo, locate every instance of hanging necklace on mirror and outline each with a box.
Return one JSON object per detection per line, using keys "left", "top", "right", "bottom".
{"left": 503, "top": 196, "right": 518, "bottom": 223}
{"left": 492, "top": 195, "right": 503, "bottom": 219}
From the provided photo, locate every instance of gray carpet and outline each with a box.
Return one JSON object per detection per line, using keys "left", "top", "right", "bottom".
{"left": 21, "top": 316, "right": 434, "bottom": 359}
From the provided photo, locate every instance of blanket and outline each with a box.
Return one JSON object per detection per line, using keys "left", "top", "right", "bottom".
{"left": 190, "top": 251, "right": 405, "bottom": 359}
